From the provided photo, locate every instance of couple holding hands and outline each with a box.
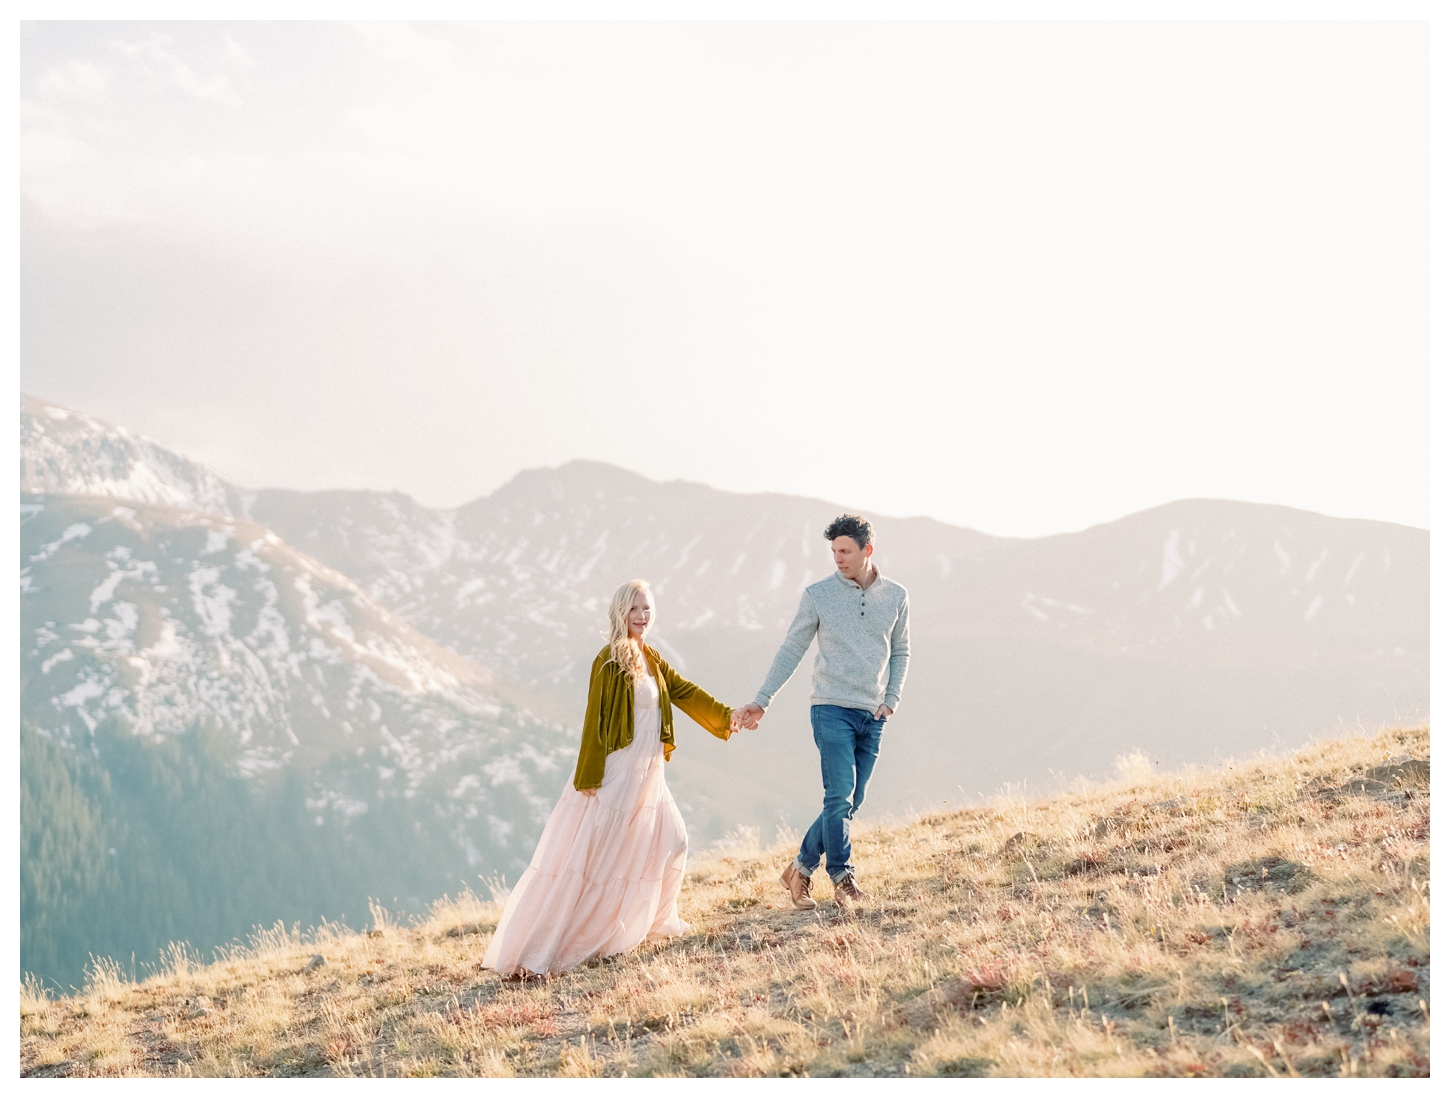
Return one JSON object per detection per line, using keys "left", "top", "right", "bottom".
{"left": 483, "top": 515, "right": 911, "bottom": 978}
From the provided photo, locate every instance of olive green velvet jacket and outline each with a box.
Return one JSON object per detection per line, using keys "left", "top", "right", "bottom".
{"left": 572, "top": 644, "right": 735, "bottom": 791}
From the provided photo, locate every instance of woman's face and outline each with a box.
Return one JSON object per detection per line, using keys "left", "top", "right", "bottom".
{"left": 627, "top": 589, "right": 653, "bottom": 639}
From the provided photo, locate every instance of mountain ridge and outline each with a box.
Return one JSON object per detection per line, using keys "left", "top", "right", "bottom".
{"left": 27, "top": 392, "right": 1427, "bottom": 542}
{"left": 21, "top": 391, "right": 1428, "bottom": 792}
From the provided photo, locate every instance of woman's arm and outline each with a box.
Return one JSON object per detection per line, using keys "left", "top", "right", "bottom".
{"left": 572, "top": 656, "right": 612, "bottom": 791}
{"left": 656, "top": 657, "right": 735, "bottom": 741}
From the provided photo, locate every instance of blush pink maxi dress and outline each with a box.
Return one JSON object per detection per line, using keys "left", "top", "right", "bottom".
{"left": 481, "top": 671, "right": 690, "bottom": 976}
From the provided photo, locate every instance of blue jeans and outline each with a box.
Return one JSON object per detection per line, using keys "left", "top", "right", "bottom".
{"left": 795, "top": 705, "right": 885, "bottom": 883}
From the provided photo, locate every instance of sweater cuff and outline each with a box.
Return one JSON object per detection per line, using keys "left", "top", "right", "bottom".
{"left": 884, "top": 694, "right": 901, "bottom": 713}
{"left": 752, "top": 692, "right": 773, "bottom": 710}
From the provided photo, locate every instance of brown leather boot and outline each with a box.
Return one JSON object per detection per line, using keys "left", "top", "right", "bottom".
{"left": 833, "top": 874, "right": 872, "bottom": 905}
{"left": 780, "top": 862, "right": 817, "bottom": 910}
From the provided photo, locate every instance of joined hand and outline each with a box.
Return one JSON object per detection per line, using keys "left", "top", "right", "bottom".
{"left": 731, "top": 703, "right": 765, "bottom": 732}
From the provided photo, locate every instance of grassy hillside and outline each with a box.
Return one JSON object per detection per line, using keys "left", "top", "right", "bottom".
{"left": 20, "top": 725, "right": 1429, "bottom": 1078}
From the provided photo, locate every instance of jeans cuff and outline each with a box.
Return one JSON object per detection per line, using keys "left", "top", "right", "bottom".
{"left": 829, "top": 869, "right": 853, "bottom": 884}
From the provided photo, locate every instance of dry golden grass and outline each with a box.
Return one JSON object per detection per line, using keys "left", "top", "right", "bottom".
{"left": 20, "top": 725, "right": 1429, "bottom": 1077}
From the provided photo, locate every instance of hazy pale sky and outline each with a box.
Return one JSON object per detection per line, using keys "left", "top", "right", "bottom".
{"left": 19, "top": 20, "right": 1430, "bottom": 536}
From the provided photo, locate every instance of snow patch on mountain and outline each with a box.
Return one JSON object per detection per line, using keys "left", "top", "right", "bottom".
{"left": 20, "top": 494, "right": 576, "bottom": 874}
{"left": 21, "top": 394, "right": 254, "bottom": 518}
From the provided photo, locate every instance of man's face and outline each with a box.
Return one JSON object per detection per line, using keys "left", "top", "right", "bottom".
{"left": 831, "top": 535, "right": 873, "bottom": 579}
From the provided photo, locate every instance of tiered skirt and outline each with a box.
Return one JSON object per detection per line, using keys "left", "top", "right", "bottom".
{"left": 481, "top": 721, "right": 689, "bottom": 976}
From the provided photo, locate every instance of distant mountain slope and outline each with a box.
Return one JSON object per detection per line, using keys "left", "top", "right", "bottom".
{"left": 21, "top": 493, "right": 571, "bottom": 800}
{"left": 25, "top": 394, "right": 1423, "bottom": 681}
{"left": 252, "top": 465, "right": 1426, "bottom": 680}
{"left": 21, "top": 395, "right": 253, "bottom": 518}
{"left": 18, "top": 395, "right": 1430, "bottom": 863}
{"left": 969, "top": 497, "right": 1425, "bottom": 665}
{"left": 249, "top": 465, "right": 1002, "bottom": 695}
{"left": 19, "top": 492, "right": 576, "bottom": 987}
{"left": 247, "top": 464, "right": 1427, "bottom": 842}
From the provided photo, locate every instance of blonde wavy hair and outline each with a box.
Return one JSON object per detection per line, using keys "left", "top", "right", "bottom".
{"left": 606, "top": 579, "right": 653, "bottom": 681}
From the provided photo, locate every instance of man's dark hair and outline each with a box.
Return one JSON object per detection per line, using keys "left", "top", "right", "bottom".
{"left": 824, "top": 514, "right": 874, "bottom": 549}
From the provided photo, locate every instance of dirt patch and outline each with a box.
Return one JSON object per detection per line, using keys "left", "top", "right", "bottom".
{"left": 1222, "top": 855, "right": 1316, "bottom": 895}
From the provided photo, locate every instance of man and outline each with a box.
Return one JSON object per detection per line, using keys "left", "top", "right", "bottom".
{"left": 736, "top": 514, "right": 910, "bottom": 909}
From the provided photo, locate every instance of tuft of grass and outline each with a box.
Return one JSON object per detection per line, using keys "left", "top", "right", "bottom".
{"left": 20, "top": 726, "right": 1430, "bottom": 1077}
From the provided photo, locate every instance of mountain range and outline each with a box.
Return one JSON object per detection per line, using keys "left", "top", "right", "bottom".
{"left": 18, "top": 393, "right": 1429, "bottom": 986}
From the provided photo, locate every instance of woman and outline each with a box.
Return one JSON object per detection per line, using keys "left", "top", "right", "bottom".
{"left": 481, "top": 579, "right": 742, "bottom": 977}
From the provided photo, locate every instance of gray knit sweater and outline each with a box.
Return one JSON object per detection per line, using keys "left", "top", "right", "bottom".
{"left": 753, "top": 567, "right": 911, "bottom": 714}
